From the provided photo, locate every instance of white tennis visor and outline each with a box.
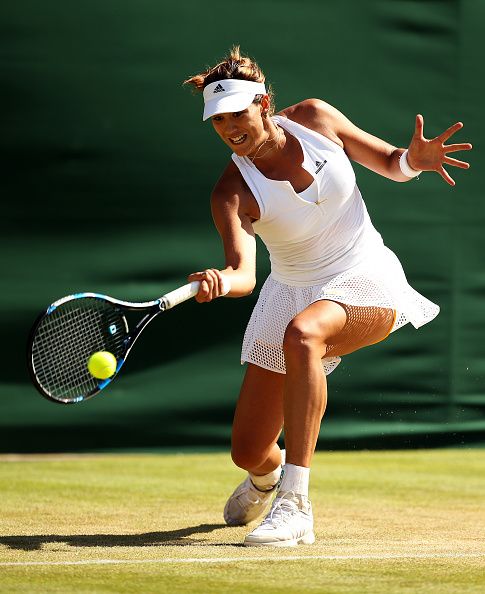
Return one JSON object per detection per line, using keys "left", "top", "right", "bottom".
{"left": 202, "top": 79, "right": 267, "bottom": 121}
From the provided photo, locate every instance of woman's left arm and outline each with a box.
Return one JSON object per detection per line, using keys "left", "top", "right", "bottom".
{"left": 302, "top": 99, "right": 472, "bottom": 186}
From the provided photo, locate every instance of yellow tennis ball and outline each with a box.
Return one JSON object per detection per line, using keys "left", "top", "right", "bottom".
{"left": 87, "top": 351, "right": 117, "bottom": 380}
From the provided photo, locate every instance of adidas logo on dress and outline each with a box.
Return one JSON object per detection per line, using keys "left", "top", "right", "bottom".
{"left": 213, "top": 84, "right": 225, "bottom": 93}
{"left": 315, "top": 160, "right": 327, "bottom": 174}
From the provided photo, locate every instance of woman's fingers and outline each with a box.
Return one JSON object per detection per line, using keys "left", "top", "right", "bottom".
{"left": 438, "top": 121, "right": 463, "bottom": 142}
{"left": 409, "top": 118, "right": 471, "bottom": 185}
{"left": 443, "top": 156, "right": 470, "bottom": 169}
{"left": 200, "top": 269, "right": 217, "bottom": 301}
{"left": 438, "top": 166, "right": 455, "bottom": 186}
{"left": 444, "top": 142, "right": 473, "bottom": 153}
{"left": 414, "top": 114, "right": 424, "bottom": 138}
{"left": 187, "top": 269, "right": 224, "bottom": 302}
{"left": 213, "top": 268, "right": 225, "bottom": 296}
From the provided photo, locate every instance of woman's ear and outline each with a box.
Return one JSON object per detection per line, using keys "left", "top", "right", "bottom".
{"left": 260, "top": 94, "right": 270, "bottom": 116}
{"left": 260, "top": 95, "right": 270, "bottom": 118}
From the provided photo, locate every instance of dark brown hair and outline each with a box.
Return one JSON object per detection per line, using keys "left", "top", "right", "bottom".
{"left": 183, "top": 46, "right": 275, "bottom": 116}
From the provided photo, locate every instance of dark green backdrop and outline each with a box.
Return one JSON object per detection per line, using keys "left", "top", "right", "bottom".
{"left": 1, "top": 0, "right": 483, "bottom": 451}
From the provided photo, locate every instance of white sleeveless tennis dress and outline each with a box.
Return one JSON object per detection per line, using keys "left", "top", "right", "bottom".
{"left": 232, "top": 115, "right": 439, "bottom": 375}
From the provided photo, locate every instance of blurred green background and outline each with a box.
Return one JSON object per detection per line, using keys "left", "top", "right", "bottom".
{"left": 1, "top": 0, "right": 483, "bottom": 452}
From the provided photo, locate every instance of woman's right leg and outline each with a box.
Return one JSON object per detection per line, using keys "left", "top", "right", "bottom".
{"left": 224, "top": 363, "right": 285, "bottom": 526}
{"left": 231, "top": 363, "right": 286, "bottom": 474}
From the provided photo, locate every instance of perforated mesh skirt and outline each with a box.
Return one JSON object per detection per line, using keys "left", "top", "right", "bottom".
{"left": 241, "top": 247, "right": 440, "bottom": 375}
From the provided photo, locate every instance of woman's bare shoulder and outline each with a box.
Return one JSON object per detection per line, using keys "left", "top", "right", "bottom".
{"left": 212, "top": 161, "right": 246, "bottom": 199}
{"left": 278, "top": 99, "right": 344, "bottom": 147}
{"left": 211, "top": 161, "right": 259, "bottom": 220}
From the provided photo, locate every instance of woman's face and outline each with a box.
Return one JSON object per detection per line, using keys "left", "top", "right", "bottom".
{"left": 210, "top": 99, "right": 268, "bottom": 156}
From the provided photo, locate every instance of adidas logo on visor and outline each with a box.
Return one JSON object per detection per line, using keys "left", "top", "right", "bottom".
{"left": 213, "top": 83, "right": 225, "bottom": 93}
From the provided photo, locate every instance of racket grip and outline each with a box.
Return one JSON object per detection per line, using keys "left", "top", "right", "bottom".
{"left": 161, "top": 281, "right": 200, "bottom": 310}
{"left": 161, "top": 275, "right": 232, "bottom": 310}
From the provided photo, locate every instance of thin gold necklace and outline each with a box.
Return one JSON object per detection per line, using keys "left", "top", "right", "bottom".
{"left": 249, "top": 125, "right": 285, "bottom": 163}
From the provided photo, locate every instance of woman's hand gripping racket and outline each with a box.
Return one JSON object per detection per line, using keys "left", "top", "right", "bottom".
{"left": 28, "top": 277, "right": 230, "bottom": 404}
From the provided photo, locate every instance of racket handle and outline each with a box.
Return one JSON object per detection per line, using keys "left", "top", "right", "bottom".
{"left": 161, "top": 281, "right": 200, "bottom": 310}
{"left": 161, "top": 275, "right": 232, "bottom": 310}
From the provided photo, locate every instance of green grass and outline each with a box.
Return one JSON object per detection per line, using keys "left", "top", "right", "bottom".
{"left": 1, "top": 450, "right": 484, "bottom": 593}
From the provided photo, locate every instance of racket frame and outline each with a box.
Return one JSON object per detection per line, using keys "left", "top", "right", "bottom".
{"left": 27, "top": 281, "right": 201, "bottom": 404}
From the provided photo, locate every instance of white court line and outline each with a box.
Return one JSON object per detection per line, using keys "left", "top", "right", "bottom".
{"left": 1, "top": 552, "right": 484, "bottom": 566}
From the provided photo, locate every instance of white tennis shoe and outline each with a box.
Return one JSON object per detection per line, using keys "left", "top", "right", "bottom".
{"left": 223, "top": 476, "right": 277, "bottom": 526}
{"left": 223, "top": 450, "right": 285, "bottom": 527}
{"left": 243, "top": 491, "right": 315, "bottom": 547}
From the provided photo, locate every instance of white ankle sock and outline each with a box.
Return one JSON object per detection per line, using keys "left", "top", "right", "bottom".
{"left": 279, "top": 463, "right": 310, "bottom": 497}
{"left": 250, "top": 465, "right": 282, "bottom": 491}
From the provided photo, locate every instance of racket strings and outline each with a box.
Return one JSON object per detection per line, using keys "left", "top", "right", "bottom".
{"left": 31, "top": 299, "right": 128, "bottom": 402}
{"left": 36, "top": 309, "right": 104, "bottom": 395}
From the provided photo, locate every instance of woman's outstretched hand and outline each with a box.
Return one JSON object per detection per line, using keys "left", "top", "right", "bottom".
{"left": 407, "top": 115, "right": 472, "bottom": 186}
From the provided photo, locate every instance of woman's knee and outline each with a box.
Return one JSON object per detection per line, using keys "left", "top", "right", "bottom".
{"left": 231, "top": 441, "right": 271, "bottom": 471}
{"left": 283, "top": 317, "right": 328, "bottom": 360}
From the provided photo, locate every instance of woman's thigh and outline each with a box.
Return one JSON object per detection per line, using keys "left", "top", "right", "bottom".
{"left": 232, "top": 363, "right": 285, "bottom": 460}
{"left": 286, "top": 299, "right": 396, "bottom": 359}
{"left": 322, "top": 302, "right": 396, "bottom": 358}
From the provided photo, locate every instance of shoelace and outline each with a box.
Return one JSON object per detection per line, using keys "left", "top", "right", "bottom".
{"left": 262, "top": 491, "right": 299, "bottom": 527}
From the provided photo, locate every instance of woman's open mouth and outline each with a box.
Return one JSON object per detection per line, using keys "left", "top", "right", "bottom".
{"left": 229, "top": 134, "right": 247, "bottom": 145}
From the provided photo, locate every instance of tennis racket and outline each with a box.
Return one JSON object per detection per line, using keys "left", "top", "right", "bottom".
{"left": 28, "top": 279, "right": 229, "bottom": 405}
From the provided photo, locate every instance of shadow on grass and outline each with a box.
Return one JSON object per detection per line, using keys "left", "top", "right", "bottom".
{"left": 0, "top": 523, "right": 239, "bottom": 551}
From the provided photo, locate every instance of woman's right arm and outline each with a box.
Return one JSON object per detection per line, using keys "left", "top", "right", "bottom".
{"left": 188, "top": 176, "right": 257, "bottom": 303}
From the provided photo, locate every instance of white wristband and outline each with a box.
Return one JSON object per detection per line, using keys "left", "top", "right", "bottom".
{"left": 399, "top": 149, "right": 421, "bottom": 178}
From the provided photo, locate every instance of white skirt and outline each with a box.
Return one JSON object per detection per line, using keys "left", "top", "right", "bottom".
{"left": 241, "top": 247, "right": 440, "bottom": 375}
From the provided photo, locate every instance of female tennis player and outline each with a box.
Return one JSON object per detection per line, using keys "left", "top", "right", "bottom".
{"left": 184, "top": 47, "right": 471, "bottom": 547}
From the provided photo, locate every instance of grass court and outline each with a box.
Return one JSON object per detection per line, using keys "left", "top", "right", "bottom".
{"left": 1, "top": 450, "right": 484, "bottom": 593}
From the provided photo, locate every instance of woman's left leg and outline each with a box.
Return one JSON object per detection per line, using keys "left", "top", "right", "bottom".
{"left": 283, "top": 300, "right": 395, "bottom": 468}
{"left": 244, "top": 299, "right": 395, "bottom": 547}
